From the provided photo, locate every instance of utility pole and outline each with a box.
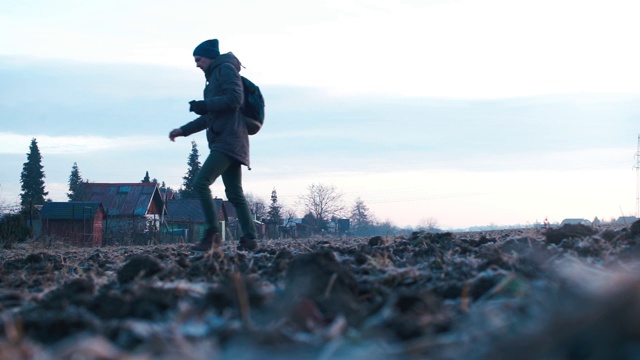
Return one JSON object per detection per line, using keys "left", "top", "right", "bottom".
{"left": 635, "top": 134, "right": 640, "bottom": 218}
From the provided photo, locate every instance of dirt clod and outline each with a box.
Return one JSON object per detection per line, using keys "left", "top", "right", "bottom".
{"left": 2, "top": 223, "right": 640, "bottom": 359}
{"left": 117, "top": 254, "right": 164, "bottom": 284}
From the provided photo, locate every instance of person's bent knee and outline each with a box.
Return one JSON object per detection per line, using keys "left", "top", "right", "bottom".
{"left": 194, "top": 180, "right": 212, "bottom": 196}
{"left": 225, "top": 191, "right": 246, "bottom": 205}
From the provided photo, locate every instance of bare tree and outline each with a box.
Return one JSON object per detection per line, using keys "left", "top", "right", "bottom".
{"left": 417, "top": 217, "right": 440, "bottom": 232}
{"left": 245, "top": 193, "right": 267, "bottom": 221}
{"left": 281, "top": 206, "right": 298, "bottom": 221}
{"left": 298, "top": 183, "right": 344, "bottom": 232}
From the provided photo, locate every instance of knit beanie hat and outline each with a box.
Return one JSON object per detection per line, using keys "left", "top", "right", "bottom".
{"left": 193, "top": 39, "right": 220, "bottom": 59}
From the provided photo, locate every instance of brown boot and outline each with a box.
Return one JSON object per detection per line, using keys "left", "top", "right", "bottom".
{"left": 190, "top": 229, "right": 221, "bottom": 253}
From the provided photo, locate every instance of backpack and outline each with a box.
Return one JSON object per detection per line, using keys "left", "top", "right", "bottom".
{"left": 240, "top": 76, "right": 265, "bottom": 135}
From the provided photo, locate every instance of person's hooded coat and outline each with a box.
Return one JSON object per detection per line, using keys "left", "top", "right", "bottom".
{"left": 180, "top": 52, "right": 250, "bottom": 166}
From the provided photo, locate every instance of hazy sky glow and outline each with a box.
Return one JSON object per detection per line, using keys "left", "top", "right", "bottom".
{"left": 1, "top": 0, "right": 639, "bottom": 229}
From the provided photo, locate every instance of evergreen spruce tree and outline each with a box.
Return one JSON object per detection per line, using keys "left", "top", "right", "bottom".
{"left": 180, "top": 141, "right": 201, "bottom": 199}
{"left": 67, "top": 162, "right": 83, "bottom": 201}
{"left": 141, "top": 171, "right": 151, "bottom": 183}
{"left": 267, "top": 188, "right": 282, "bottom": 224}
{"left": 20, "top": 138, "right": 48, "bottom": 207}
{"left": 267, "top": 188, "right": 283, "bottom": 238}
{"left": 350, "top": 197, "right": 373, "bottom": 235}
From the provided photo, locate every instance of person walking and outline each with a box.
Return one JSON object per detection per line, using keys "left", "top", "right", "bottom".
{"left": 169, "top": 38, "right": 258, "bottom": 252}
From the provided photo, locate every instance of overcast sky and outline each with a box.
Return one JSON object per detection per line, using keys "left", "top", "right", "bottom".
{"left": 1, "top": 0, "right": 639, "bottom": 229}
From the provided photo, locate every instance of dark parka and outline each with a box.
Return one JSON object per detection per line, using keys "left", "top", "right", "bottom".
{"left": 180, "top": 52, "right": 250, "bottom": 166}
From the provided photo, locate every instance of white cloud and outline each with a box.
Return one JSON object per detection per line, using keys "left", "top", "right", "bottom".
{"left": 0, "top": 133, "right": 164, "bottom": 155}
{"left": 1, "top": 0, "right": 639, "bottom": 98}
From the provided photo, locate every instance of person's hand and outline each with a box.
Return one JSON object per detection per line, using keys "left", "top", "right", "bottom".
{"left": 169, "top": 128, "right": 184, "bottom": 142}
{"left": 189, "top": 100, "right": 208, "bottom": 115}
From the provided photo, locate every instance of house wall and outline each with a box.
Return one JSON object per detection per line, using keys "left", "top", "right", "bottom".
{"left": 105, "top": 217, "right": 148, "bottom": 232}
{"left": 165, "top": 221, "right": 236, "bottom": 243}
{"left": 93, "top": 210, "right": 104, "bottom": 246}
{"left": 103, "top": 216, "right": 149, "bottom": 245}
{"left": 165, "top": 222, "right": 207, "bottom": 243}
{"left": 42, "top": 215, "right": 103, "bottom": 247}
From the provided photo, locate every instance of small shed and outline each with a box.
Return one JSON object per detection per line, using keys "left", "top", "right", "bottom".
{"left": 282, "top": 218, "right": 310, "bottom": 239}
{"left": 40, "top": 202, "right": 105, "bottom": 246}
{"left": 219, "top": 201, "right": 264, "bottom": 240}
{"left": 165, "top": 198, "right": 232, "bottom": 242}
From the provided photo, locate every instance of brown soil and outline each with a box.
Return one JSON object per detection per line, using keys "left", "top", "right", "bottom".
{"left": 1, "top": 222, "right": 640, "bottom": 359}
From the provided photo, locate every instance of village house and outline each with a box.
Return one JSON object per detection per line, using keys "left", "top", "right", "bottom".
{"left": 282, "top": 218, "right": 311, "bottom": 239}
{"left": 165, "top": 198, "right": 228, "bottom": 243}
{"left": 40, "top": 202, "right": 105, "bottom": 246}
{"left": 165, "top": 198, "right": 265, "bottom": 242}
{"left": 75, "top": 183, "right": 165, "bottom": 243}
{"left": 166, "top": 198, "right": 265, "bottom": 242}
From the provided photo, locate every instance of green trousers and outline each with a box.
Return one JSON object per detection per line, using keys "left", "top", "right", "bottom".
{"left": 193, "top": 150, "right": 257, "bottom": 239}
